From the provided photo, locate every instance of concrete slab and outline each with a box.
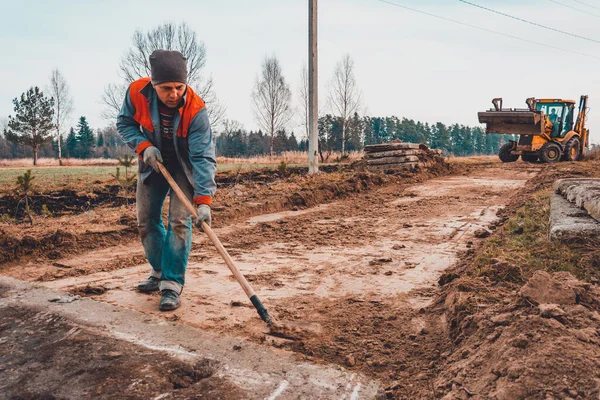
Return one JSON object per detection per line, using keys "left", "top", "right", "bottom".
{"left": 549, "top": 193, "right": 600, "bottom": 241}
{"left": 0, "top": 277, "right": 383, "bottom": 399}
{"left": 554, "top": 178, "right": 600, "bottom": 222}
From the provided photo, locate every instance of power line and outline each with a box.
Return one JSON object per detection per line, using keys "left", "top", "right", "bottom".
{"left": 547, "top": 0, "right": 600, "bottom": 17}
{"left": 374, "top": 0, "right": 600, "bottom": 60}
{"left": 571, "top": 0, "right": 600, "bottom": 10}
{"left": 458, "top": 0, "right": 600, "bottom": 44}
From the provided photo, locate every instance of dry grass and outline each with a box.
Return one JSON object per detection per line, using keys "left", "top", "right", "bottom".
{"left": 0, "top": 158, "right": 120, "bottom": 167}
{"left": 474, "top": 190, "right": 600, "bottom": 283}
{"left": 584, "top": 146, "right": 600, "bottom": 161}
{"left": 447, "top": 155, "right": 499, "bottom": 165}
{"left": 2, "top": 151, "right": 365, "bottom": 168}
{"left": 216, "top": 151, "right": 364, "bottom": 165}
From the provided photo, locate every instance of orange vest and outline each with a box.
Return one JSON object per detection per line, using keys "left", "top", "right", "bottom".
{"left": 128, "top": 77, "right": 206, "bottom": 138}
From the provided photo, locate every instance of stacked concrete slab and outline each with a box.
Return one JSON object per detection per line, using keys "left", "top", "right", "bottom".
{"left": 364, "top": 142, "right": 444, "bottom": 171}
{"left": 550, "top": 178, "right": 600, "bottom": 241}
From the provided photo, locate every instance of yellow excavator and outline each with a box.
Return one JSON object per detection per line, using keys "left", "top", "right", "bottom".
{"left": 478, "top": 95, "right": 589, "bottom": 163}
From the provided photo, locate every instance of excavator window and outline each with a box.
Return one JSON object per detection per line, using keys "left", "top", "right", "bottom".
{"left": 536, "top": 103, "right": 565, "bottom": 138}
{"left": 562, "top": 105, "right": 574, "bottom": 135}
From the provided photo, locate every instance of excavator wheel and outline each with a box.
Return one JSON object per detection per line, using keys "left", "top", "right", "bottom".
{"left": 539, "top": 142, "right": 562, "bottom": 163}
{"left": 563, "top": 137, "right": 581, "bottom": 162}
{"left": 498, "top": 142, "right": 519, "bottom": 163}
{"left": 521, "top": 153, "right": 538, "bottom": 163}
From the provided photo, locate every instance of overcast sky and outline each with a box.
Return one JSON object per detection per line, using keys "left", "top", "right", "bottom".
{"left": 1, "top": 0, "right": 599, "bottom": 143}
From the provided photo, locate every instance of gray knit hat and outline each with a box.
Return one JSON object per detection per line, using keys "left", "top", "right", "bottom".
{"left": 149, "top": 50, "right": 188, "bottom": 85}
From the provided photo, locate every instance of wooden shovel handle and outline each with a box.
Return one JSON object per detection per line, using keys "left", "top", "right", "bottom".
{"left": 155, "top": 162, "right": 256, "bottom": 298}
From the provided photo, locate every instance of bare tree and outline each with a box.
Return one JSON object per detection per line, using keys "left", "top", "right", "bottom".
{"left": 252, "top": 56, "right": 292, "bottom": 157}
{"left": 328, "top": 54, "right": 362, "bottom": 154}
{"left": 102, "top": 21, "right": 225, "bottom": 126}
{"left": 298, "top": 64, "right": 325, "bottom": 145}
{"left": 297, "top": 64, "right": 310, "bottom": 142}
{"left": 100, "top": 82, "right": 127, "bottom": 121}
{"left": 222, "top": 119, "right": 243, "bottom": 135}
{"left": 49, "top": 69, "right": 73, "bottom": 165}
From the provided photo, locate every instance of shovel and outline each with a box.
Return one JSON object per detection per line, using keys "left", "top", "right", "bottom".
{"left": 156, "top": 162, "right": 272, "bottom": 325}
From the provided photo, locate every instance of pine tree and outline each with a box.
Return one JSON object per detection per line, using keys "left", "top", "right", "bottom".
{"left": 4, "top": 87, "right": 55, "bottom": 165}
{"left": 247, "top": 130, "right": 269, "bottom": 156}
{"left": 431, "top": 122, "right": 451, "bottom": 152}
{"left": 318, "top": 115, "right": 333, "bottom": 161}
{"left": 362, "top": 116, "right": 375, "bottom": 146}
{"left": 423, "top": 123, "right": 432, "bottom": 147}
{"left": 230, "top": 129, "right": 247, "bottom": 156}
{"left": 346, "top": 112, "right": 364, "bottom": 151}
{"left": 76, "top": 116, "right": 94, "bottom": 158}
{"left": 450, "top": 124, "right": 463, "bottom": 155}
{"left": 371, "top": 117, "right": 385, "bottom": 144}
{"left": 16, "top": 170, "right": 35, "bottom": 225}
{"left": 65, "top": 127, "right": 77, "bottom": 157}
{"left": 97, "top": 132, "right": 104, "bottom": 147}
{"left": 274, "top": 129, "right": 289, "bottom": 154}
{"left": 288, "top": 132, "right": 299, "bottom": 151}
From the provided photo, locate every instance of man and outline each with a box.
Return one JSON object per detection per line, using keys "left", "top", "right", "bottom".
{"left": 549, "top": 108, "right": 560, "bottom": 138}
{"left": 117, "top": 49, "right": 216, "bottom": 311}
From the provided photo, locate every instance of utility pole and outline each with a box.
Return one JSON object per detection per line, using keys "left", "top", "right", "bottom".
{"left": 308, "top": 0, "right": 319, "bottom": 174}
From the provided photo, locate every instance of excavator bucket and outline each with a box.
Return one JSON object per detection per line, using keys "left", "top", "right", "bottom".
{"left": 478, "top": 110, "right": 545, "bottom": 135}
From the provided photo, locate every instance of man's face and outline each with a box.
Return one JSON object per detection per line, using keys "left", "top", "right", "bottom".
{"left": 154, "top": 82, "right": 186, "bottom": 108}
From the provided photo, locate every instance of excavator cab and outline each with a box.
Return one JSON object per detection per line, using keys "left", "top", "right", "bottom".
{"left": 535, "top": 102, "right": 575, "bottom": 139}
{"left": 478, "top": 95, "right": 589, "bottom": 163}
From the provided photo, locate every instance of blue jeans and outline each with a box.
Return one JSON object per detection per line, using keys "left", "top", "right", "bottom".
{"left": 136, "top": 165, "right": 193, "bottom": 294}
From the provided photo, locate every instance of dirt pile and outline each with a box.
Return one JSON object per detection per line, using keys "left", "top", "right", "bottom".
{"left": 0, "top": 186, "right": 126, "bottom": 218}
{"left": 0, "top": 161, "right": 461, "bottom": 271}
{"left": 0, "top": 224, "right": 138, "bottom": 267}
{"left": 436, "top": 269, "right": 600, "bottom": 399}
{"left": 285, "top": 171, "right": 387, "bottom": 208}
{"left": 211, "top": 169, "right": 405, "bottom": 225}
{"left": 0, "top": 229, "right": 76, "bottom": 264}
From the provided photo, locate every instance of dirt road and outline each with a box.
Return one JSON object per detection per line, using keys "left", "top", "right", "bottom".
{"left": 6, "top": 159, "right": 600, "bottom": 399}
{"left": 39, "top": 164, "right": 536, "bottom": 353}
{"left": 0, "top": 161, "right": 545, "bottom": 398}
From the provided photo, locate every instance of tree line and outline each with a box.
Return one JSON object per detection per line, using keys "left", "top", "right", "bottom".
{"left": 0, "top": 112, "right": 129, "bottom": 161}
{"left": 2, "top": 21, "right": 510, "bottom": 165}
{"left": 215, "top": 114, "right": 512, "bottom": 160}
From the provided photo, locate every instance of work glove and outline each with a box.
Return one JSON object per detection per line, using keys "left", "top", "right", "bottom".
{"left": 194, "top": 204, "right": 211, "bottom": 228}
{"left": 143, "top": 146, "right": 163, "bottom": 172}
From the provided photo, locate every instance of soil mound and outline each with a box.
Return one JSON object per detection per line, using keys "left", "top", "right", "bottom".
{"left": 0, "top": 186, "right": 126, "bottom": 218}
{"left": 437, "top": 270, "right": 600, "bottom": 399}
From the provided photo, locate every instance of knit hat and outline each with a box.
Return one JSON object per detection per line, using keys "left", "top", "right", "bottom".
{"left": 149, "top": 50, "right": 188, "bottom": 85}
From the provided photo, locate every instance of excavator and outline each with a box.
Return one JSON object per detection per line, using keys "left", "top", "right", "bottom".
{"left": 478, "top": 95, "right": 589, "bottom": 163}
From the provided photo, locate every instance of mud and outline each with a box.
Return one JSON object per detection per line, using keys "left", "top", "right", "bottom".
{"left": 0, "top": 167, "right": 341, "bottom": 220}
{"left": 0, "top": 306, "right": 245, "bottom": 399}
{"left": 6, "top": 159, "right": 600, "bottom": 399}
{"left": 0, "top": 227, "right": 141, "bottom": 268}
{"left": 29, "top": 163, "right": 534, "bottom": 398}
{"left": 0, "top": 186, "right": 127, "bottom": 218}
{"left": 0, "top": 164, "right": 455, "bottom": 270}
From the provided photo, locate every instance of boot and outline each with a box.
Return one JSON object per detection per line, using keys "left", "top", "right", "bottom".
{"left": 137, "top": 276, "right": 160, "bottom": 293}
{"left": 159, "top": 289, "right": 180, "bottom": 311}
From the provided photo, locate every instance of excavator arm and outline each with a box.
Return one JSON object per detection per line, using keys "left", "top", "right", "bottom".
{"left": 574, "top": 95, "right": 588, "bottom": 136}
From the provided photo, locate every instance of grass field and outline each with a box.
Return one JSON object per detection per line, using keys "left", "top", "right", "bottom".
{"left": 0, "top": 163, "right": 310, "bottom": 191}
